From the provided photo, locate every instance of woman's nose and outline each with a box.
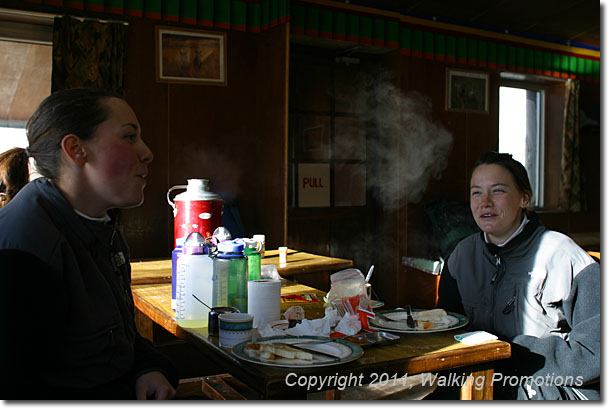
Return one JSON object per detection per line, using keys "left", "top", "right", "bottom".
{"left": 140, "top": 141, "right": 154, "bottom": 164}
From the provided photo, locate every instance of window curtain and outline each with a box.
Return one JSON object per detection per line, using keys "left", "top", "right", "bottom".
{"left": 51, "top": 16, "right": 125, "bottom": 94}
{"left": 558, "top": 79, "right": 584, "bottom": 212}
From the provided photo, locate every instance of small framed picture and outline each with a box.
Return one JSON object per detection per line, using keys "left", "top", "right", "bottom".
{"left": 446, "top": 68, "right": 489, "bottom": 113}
{"left": 155, "top": 26, "right": 227, "bottom": 86}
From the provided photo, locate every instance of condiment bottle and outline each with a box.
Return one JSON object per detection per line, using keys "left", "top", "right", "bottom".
{"left": 244, "top": 238, "right": 262, "bottom": 281}
{"left": 213, "top": 239, "right": 248, "bottom": 313}
{"left": 175, "top": 232, "right": 214, "bottom": 327}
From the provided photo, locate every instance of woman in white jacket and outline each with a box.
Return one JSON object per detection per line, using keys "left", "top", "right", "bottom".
{"left": 434, "top": 152, "right": 600, "bottom": 400}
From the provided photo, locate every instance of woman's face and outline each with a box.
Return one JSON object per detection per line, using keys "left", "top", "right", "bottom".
{"left": 470, "top": 164, "right": 530, "bottom": 245}
{"left": 82, "top": 97, "right": 153, "bottom": 211}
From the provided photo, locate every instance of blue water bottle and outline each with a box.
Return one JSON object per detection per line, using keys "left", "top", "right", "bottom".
{"left": 213, "top": 239, "right": 248, "bottom": 313}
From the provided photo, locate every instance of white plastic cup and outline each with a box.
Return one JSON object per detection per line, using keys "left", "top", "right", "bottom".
{"left": 279, "top": 246, "right": 288, "bottom": 265}
{"left": 218, "top": 313, "right": 253, "bottom": 348}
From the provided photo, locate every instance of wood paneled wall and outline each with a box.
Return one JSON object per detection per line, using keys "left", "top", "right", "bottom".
{"left": 121, "top": 18, "right": 289, "bottom": 258}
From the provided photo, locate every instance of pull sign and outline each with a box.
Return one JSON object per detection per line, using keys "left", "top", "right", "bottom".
{"left": 298, "top": 163, "right": 330, "bottom": 207}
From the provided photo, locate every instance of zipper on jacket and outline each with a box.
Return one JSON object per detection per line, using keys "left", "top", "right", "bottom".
{"left": 490, "top": 255, "right": 502, "bottom": 284}
{"left": 502, "top": 295, "right": 516, "bottom": 314}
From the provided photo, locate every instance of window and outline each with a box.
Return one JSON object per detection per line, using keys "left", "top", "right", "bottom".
{"left": 0, "top": 9, "right": 53, "bottom": 155}
{"left": 499, "top": 84, "right": 545, "bottom": 207}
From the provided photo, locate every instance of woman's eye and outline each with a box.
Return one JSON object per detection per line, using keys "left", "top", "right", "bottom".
{"left": 124, "top": 134, "right": 137, "bottom": 142}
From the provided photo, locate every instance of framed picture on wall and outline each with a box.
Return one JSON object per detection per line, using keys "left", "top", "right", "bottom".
{"left": 155, "top": 26, "right": 227, "bottom": 86}
{"left": 446, "top": 69, "right": 489, "bottom": 113}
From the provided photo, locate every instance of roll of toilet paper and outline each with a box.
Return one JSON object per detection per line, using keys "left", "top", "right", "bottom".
{"left": 247, "top": 279, "right": 281, "bottom": 328}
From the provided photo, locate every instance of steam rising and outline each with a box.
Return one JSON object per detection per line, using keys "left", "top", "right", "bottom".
{"left": 368, "top": 81, "right": 453, "bottom": 206}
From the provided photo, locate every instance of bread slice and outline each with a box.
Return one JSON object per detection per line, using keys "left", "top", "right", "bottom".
{"left": 245, "top": 342, "right": 313, "bottom": 360}
{"left": 415, "top": 308, "right": 447, "bottom": 322}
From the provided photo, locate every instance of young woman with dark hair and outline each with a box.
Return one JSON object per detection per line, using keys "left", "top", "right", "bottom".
{"left": 0, "top": 88, "right": 178, "bottom": 399}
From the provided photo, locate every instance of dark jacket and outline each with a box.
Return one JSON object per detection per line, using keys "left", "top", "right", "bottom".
{"left": 437, "top": 213, "right": 600, "bottom": 400}
{"left": 0, "top": 178, "right": 178, "bottom": 399}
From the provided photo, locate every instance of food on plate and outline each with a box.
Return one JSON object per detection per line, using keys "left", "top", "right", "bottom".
{"left": 414, "top": 308, "right": 447, "bottom": 322}
{"left": 413, "top": 309, "right": 448, "bottom": 329}
{"left": 244, "top": 342, "right": 313, "bottom": 361}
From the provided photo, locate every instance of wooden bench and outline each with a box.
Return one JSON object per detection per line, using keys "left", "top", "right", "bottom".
{"left": 175, "top": 373, "right": 259, "bottom": 400}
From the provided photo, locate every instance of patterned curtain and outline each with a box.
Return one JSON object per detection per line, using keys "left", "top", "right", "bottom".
{"left": 52, "top": 16, "right": 126, "bottom": 94}
{"left": 559, "top": 79, "right": 584, "bottom": 212}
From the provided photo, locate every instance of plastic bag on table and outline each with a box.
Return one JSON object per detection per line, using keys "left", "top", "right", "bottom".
{"left": 326, "top": 268, "right": 371, "bottom": 315}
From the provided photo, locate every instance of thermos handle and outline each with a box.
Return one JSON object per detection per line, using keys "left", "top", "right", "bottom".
{"left": 167, "top": 185, "right": 187, "bottom": 216}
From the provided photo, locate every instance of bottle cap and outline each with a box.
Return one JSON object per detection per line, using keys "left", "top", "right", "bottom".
{"left": 182, "top": 232, "right": 206, "bottom": 255}
{"left": 217, "top": 239, "right": 245, "bottom": 254}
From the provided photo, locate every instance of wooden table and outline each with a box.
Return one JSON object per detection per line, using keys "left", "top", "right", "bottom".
{"left": 131, "top": 280, "right": 510, "bottom": 400}
{"left": 130, "top": 249, "right": 353, "bottom": 291}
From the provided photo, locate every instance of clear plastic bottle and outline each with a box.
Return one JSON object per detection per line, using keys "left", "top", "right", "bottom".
{"left": 175, "top": 233, "right": 214, "bottom": 328}
{"left": 213, "top": 240, "right": 248, "bottom": 313}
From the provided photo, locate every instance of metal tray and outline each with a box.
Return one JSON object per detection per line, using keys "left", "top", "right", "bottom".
{"left": 343, "top": 331, "right": 400, "bottom": 348}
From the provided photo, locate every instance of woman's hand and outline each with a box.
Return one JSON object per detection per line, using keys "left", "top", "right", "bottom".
{"left": 135, "top": 371, "right": 176, "bottom": 400}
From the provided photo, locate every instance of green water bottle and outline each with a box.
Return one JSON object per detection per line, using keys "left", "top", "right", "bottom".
{"left": 244, "top": 238, "right": 262, "bottom": 281}
{"left": 214, "top": 240, "right": 248, "bottom": 313}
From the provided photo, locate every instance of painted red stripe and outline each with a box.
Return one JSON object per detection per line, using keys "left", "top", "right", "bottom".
{"left": 232, "top": 24, "right": 246, "bottom": 31}
{"left": 108, "top": 7, "right": 124, "bottom": 14}
{"left": 199, "top": 21, "right": 214, "bottom": 27}
{"left": 488, "top": 62, "right": 497, "bottom": 69}
{"left": 320, "top": 31, "right": 332, "bottom": 39}
{"left": 215, "top": 22, "right": 230, "bottom": 29}
{"left": 334, "top": 33, "right": 346, "bottom": 41}
{"left": 125, "top": 10, "right": 142, "bottom": 17}
{"left": 348, "top": 35, "right": 359, "bottom": 42}
{"left": 292, "top": 27, "right": 305, "bottom": 35}
{"left": 145, "top": 12, "right": 161, "bottom": 19}
{"left": 447, "top": 56, "right": 456, "bottom": 63}
{"left": 180, "top": 17, "right": 196, "bottom": 24}
{"left": 413, "top": 50, "right": 423, "bottom": 58}
{"left": 306, "top": 29, "right": 318, "bottom": 36}
{"left": 478, "top": 60, "right": 487, "bottom": 68}
{"left": 424, "top": 52, "right": 434, "bottom": 60}
{"left": 65, "top": 1, "right": 84, "bottom": 9}
{"left": 360, "top": 37, "right": 372, "bottom": 45}
{"left": 436, "top": 54, "right": 445, "bottom": 62}
{"left": 165, "top": 15, "right": 179, "bottom": 22}
{"left": 526, "top": 68, "right": 535, "bottom": 73}
{"left": 249, "top": 26, "right": 261, "bottom": 33}
{"left": 374, "top": 39, "right": 384, "bottom": 47}
{"left": 87, "top": 5, "right": 104, "bottom": 12}
{"left": 508, "top": 65, "right": 516, "bottom": 71}
{"left": 458, "top": 57, "right": 467, "bottom": 64}
{"left": 468, "top": 59, "right": 477, "bottom": 66}
{"left": 262, "top": 23, "right": 269, "bottom": 30}
{"left": 386, "top": 41, "right": 399, "bottom": 48}
{"left": 400, "top": 49, "right": 411, "bottom": 56}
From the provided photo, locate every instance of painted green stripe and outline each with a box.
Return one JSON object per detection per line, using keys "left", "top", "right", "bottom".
{"left": 584, "top": 58, "right": 592, "bottom": 76}
{"left": 165, "top": 0, "right": 179, "bottom": 17}
{"left": 181, "top": 0, "right": 197, "bottom": 20}
{"left": 456, "top": 37, "right": 467, "bottom": 59}
{"left": 543, "top": 52, "right": 552, "bottom": 73}
{"left": 334, "top": 12, "right": 347, "bottom": 37}
{"left": 321, "top": 9, "right": 333, "bottom": 33}
{"left": 592, "top": 60, "right": 599, "bottom": 78}
{"left": 347, "top": 13, "right": 359, "bottom": 38}
{"left": 516, "top": 47, "right": 525, "bottom": 68}
{"left": 488, "top": 41, "right": 497, "bottom": 64}
{"left": 446, "top": 35, "right": 456, "bottom": 59}
{"left": 497, "top": 43, "right": 506, "bottom": 65}
{"left": 279, "top": 0, "right": 288, "bottom": 20}
{"left": 524, "top": 48, "right": 533, "bottom": 70}
{"left": 247, "top": 2, "right": 261, "bottom": 29}
{"left": 232, "top": 1, "right": 246, "bottom": 27}
{"left": 373, "top": 18, "right": 384, "bottom": 42}
{"left": 478, "top": 40, "right": 487, "bottom": 63}
{"left": 145, "top": 0, "right": 161, "bottom": 14}
{"left": 424, "top": 31, "right": 434, "bottom": 54}
{"left": 435, "top": 33, "right": 446, "bottom": 56}
{"left": 568, "top": 56, "right": 577, "bottom": 75}
{"left": 534, "top": 50, "right": 543, "bottom": 71}
{"left": 270, "top": 0, "right": 278, "bottom": 23}
{"left": 88, "top": 0, "right": 105, "bottom": 8}
{"left": 305, "top": 7, "right": 319, "bottom": 32}
{"left": 552, "top": 53, "right": 561, "bottom": 73}
{"left": 468, "top": 38, "right": 477, "bottom": 62}
{"left": 560, "top": 55, "right": 570, "bottom": 74}
{"left": 576, "top": 57, "right": 585, "bottom": 76}
{"left": 507, "top": 45, "right": 516, "bottom": 67}
{"left": 360, "top": 16, "right": 372, "bottom": 39}
{"left": 386, "top": 20, "right": 398, "bottom": 44}
{"left": 198, "top": 0, "right": 214, "bottom": 22}
{"left": 412, "top": 29, "right": 423, "bottom": 53}
{"left": 215, "top": 0, "right": 230, "bottom": 24}
{"left": 291, "top": 3, "right": 304, "bottom": 29}
{"left": 400, "top": 27, "right": 411, "bottom": 50}
{"left": 262, "top": 0, "right": 270, "bottom": 26}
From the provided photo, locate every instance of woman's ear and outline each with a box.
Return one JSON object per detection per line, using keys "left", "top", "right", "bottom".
{"left": 521, "top": 191, "right": 531, "bottom": 209}
{"left": 60, "top": 134, "right": 87, "bottom": 165}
